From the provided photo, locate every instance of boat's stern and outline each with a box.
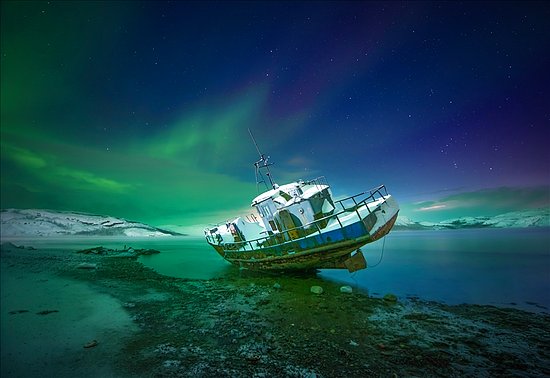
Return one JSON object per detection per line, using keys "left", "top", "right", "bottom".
{"left": 204, "top": 224, "right": 228, "bottom": 257}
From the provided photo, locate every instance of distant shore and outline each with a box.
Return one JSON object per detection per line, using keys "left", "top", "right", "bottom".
{"left": 1, "top": 242, "right": 549, "bottom": 377}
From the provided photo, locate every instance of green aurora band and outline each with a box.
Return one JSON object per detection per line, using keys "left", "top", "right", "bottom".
{"left": 2, "top": 2, "right": 549, "bottom": 230}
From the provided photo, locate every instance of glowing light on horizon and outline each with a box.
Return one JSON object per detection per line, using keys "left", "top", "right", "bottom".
{"left": 417, "top": 204, "right": 447, "bottom": 212}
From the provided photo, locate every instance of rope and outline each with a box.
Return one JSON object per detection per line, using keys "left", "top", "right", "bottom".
{"left": 346, "top": 235, "right": 386, "bottom": 292}
{"left": 368, "top": 235, "right": 386, "bottom": 268}
{"left": 347, "top": 230, "right": 387, "bottom": 291}
{"left": 350, "top": 270, "right": 358, "bottom": 290}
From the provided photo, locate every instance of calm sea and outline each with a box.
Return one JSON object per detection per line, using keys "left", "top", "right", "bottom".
{"left": 6, "top": 228, "right": 549, "bottom": 313}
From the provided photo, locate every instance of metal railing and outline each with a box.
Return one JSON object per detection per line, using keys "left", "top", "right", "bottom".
{"left": 333, "top": 184, "right": 388, "bottom": 218}
{"left": 303, "top": 176, "right": 329, "bottom": 191}
{"left": 245, "top": 213, "right": 258, "bottom": 223}
{"left": 208, "top": 185, "right": 389, "bottom": 252}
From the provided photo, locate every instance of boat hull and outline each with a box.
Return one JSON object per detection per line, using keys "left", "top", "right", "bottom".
{"left": 208, "top": 211, "right": 398, "bottom": 271}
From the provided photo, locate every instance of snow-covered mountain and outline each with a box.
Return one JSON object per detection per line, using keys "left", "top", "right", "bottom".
{"left": 394, "top": 208, "right": 550, "bottom": 230}
{"left": 0, "top": 209, "right": 184, "bottom": 237}
{"left": 2, "top": 207, "right": 547, "bottom": 238}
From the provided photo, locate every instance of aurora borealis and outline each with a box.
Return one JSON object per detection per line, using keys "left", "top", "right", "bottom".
{"left": 1, "top": 1, "right": 549, "bottom": 230}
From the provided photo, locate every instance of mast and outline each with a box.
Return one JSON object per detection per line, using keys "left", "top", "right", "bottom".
{"left": 248, "top": 129, "right": 276, "bottom": 191}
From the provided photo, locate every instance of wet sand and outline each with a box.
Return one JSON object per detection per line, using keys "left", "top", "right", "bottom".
{"left": 1, "top": 242, "right": 549, "bottom": 377}
{"left": 1, "top": 245, "right": 137, "bottom": 377}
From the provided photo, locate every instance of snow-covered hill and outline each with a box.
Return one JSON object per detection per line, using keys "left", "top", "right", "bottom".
{"left": 2, "top": 207, "right": 547, "bottom": 238}
{"left": 394, "top": 208, "right": 550, "bottom": 230}
{"left": 0, "top": 209, "right": 183, "bottom": 237}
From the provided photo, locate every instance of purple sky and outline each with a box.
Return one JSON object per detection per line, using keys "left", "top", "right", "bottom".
{"left": 1, "top": 1, "right": 549, "bottom": 226}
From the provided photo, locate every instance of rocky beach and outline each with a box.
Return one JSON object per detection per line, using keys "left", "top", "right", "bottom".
{"left": 1, "top": 242, "right": 549, "bottom": 377}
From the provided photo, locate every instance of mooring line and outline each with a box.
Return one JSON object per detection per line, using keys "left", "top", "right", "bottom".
{"left": 368, "top": 235, "right": 386, "bottom": 268}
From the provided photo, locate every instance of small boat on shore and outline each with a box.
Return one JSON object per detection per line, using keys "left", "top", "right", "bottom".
{"left": 204, "top": 133, "right": 399, "bottom": 272}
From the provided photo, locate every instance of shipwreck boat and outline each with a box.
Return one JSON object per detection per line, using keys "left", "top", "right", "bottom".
{"left": 204, "top": 134, "right": 399, "bottom": 272}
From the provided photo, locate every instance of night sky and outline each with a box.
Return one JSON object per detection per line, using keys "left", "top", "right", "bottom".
{"left": 1, "top": 1, "right": 549, "bottom": 231}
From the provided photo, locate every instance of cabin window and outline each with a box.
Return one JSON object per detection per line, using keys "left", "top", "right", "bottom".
{"left": 289, "top": 188, "right": 302, "bottom": 197}
{"left": 258, "top": 205, "right": 272, "bottom": 218}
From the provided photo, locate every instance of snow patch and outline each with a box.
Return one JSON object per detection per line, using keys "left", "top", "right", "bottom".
{"left": 396, "top": 208, "right": 549, "bottom": 230}
{"left": 1, "top": 209, "right": 182, "bottom": 238}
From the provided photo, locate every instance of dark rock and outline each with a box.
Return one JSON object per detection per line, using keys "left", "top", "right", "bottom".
{"left": 9, "top": 310, "right": 29, "bottom": 315}
{"left": 76, "top": 246, "right": 160, "bottom": 257}
{"left": 36, "top": 310, "right": 59, "bottom": 315}
{"left": 83, "top": 340, "right": 99, "bottom": 348}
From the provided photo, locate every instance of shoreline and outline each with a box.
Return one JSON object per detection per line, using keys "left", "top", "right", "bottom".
{"left": 1, "top": 243, "right": 549, "bottom": 377}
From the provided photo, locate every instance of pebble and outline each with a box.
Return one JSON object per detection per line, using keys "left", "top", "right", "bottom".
{"left": 340, "top": 285, "right": 353, "bottom": 294}
{"left": 310, "top": 286, "right": 324, "bottom": 294}
{"left": 83, "top": 340, "right": 99, "bottom": 348}
{"left": 163, "top": 360, "right": 181, "bottom": 368}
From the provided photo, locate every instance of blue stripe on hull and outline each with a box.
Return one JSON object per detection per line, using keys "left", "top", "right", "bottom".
{"left": 222, "top": 217, "right": 369, "bottom": 258}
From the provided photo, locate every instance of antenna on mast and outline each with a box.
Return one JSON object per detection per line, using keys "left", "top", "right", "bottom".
{"left": 248, "top": 129, "right": 276, "bottom": 191}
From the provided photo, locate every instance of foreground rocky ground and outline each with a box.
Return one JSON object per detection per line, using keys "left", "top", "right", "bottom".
{"left": 2, "top": 243, "right": 549, "bottom": 377}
